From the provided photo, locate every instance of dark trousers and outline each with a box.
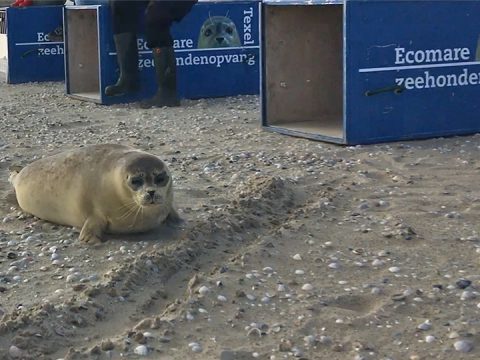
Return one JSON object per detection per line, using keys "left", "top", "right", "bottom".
{"left": 110, "top": 0, "right": 196, "bottom": 48}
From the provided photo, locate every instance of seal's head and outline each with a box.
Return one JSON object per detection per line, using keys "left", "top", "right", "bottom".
{"left": 119, "top": 153, "right": 172, "bottom": 208}
{"left": 197, "top": 16, "right": 241, "bottom": 49}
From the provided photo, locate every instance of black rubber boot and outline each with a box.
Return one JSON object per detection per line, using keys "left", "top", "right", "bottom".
{"left": 105, "top": 33, "right": 139, "bottom": 97}
{"left": 140, "top": 47, "right": 180, "bottom": 108}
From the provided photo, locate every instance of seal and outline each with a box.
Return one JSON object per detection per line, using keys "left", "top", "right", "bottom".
{"left": 9, "top": 144, "right": 179, "bottom": 244}
{"left": 197, "top": 16, "right": 241, "bottom": 49}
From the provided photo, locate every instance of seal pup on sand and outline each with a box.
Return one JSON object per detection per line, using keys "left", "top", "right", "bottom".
{"left": 9, "top": 144, "right": 179, "bottom": 244}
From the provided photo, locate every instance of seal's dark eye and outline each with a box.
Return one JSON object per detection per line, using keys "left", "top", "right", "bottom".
{"left": 130, "top": 177, "right": 144, "bottom": 187}
{"left": 225, "top": 26, "right": 233, "bottom": 35}
{"left": 154, "top": 173, "right": 168, "bottom": 186}
{"left": 204, "top": 29, "right": 212, "bottom": 37}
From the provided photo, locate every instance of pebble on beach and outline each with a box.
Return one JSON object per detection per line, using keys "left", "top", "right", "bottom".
{"left": 9, "top": 345, "right": 23, "bottom": 358}
{"left": 417, "top": 320, "right": 432, "bottom": 331}
{"left": 188, "top": 342, "right": 203, "bottom": 353}
{"left": 301, "top": 283, "right": 313, "bottom": 291}
{"left": 454, "top": 340, "right": 473, "bottom": 353}
{"left": 134, "top": 345, "right": 149, "bottom": 356}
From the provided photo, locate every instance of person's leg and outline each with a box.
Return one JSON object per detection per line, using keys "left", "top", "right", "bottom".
{"left": 146, "top": 43, "right": 178, "bottom": 108}
{"left": 105, "top": 0, "right": 145, "bottom": 97}
{"left": 141, "top": 1, "right": 196, "bottom": 108}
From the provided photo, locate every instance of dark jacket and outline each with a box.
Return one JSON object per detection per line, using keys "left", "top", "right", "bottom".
{"left": 147, "top": 0, "right": 198, "bottom": 22}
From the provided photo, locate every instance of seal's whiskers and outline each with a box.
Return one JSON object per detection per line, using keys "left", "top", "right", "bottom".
{"left": 117, "top": 201, "right": 139, "bottom": 221}
{"left": 131, "top": 205, "right": 143, "bottom": 228}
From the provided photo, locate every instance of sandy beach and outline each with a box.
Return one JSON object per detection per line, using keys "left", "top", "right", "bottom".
{"left": 0, "top": 82, "right": 479, "bottom": 359}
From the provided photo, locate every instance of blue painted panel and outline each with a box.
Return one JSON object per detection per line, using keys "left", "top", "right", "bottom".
{"left": 345, "top": 0, "right": 480, "bottom": 144}
{"left": 263, "top": 0, "right": 343, "bottom": 4}
{"left": 6, "top": 6, "right": 64, "bottom": 84}
{"left": 95, "top": 1, "right": 260, "bottom": 104}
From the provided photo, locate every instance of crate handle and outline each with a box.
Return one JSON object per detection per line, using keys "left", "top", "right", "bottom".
{"left": 365, "top": 85, "right": 405, "bottom": 97}
{"left": 21, "top": 49, "right": 38, "bottom": 58}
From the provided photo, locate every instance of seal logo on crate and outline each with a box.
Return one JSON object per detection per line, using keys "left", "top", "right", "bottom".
{"left": 197, "top": 15, "right": 241, "bottom": 48}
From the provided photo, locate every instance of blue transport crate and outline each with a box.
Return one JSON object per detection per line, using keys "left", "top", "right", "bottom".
{"left": 261, "top": 0, "right": 480, "bottom": 145}
{"left": 64, "top": 1, "right": 260, "bottom": 104}
{"left": 0, "top": 6, "right": 64, "bottom": 84}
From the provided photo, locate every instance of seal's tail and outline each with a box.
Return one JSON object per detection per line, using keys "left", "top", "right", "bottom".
{"left": 8, "top": 165, "right": 23, "bottom": 186}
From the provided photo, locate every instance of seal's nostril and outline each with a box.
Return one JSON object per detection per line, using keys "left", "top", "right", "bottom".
{"left": 147, "top": 190, "right": 155, "bottom": 197}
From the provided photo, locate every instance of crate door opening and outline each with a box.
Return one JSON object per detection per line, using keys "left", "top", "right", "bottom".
{"left": 264, "top": 5, "right": 343, "bottom": 140}
{"left": 66, "top": 8, "right": 100, "bottom": 102}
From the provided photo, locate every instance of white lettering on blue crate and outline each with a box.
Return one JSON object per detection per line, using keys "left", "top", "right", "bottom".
{"left": 243, "top": 7, "right": 255, "bottom": 45}
{"left": 37, "top": 45, "right": 64, "bottom": 56}
{"left": 137, "top": 38, "right": 194, "bottom": 51}
{"left": 394, "top": 47, "right": 470, "bottom": 65}
{"left": 359, "top": 44, "right": 480, "bottom": 91}
{"left": 394, "top": 69, "right": 480, "bottom": 90}
{"left": 37, "top": 32, "right": 52, "bottom": 42}
{"left": 111, "top": 42, "right": 258, "bottom": 69}
{"left": 14, "top": 32, "right": 64, "bottom": 57}
{"left": 175, "top": 51, "right": 256, "bottom": 68}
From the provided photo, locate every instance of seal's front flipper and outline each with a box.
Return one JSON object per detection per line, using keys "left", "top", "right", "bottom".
{"left": 8, "top": 164, "right": 24, "bottom": 186}
{"left": 165, "top": 207, "right": 183, "bottom": 226}
{"left": 79, "top": 218, "right": 106, "bottom": 244}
